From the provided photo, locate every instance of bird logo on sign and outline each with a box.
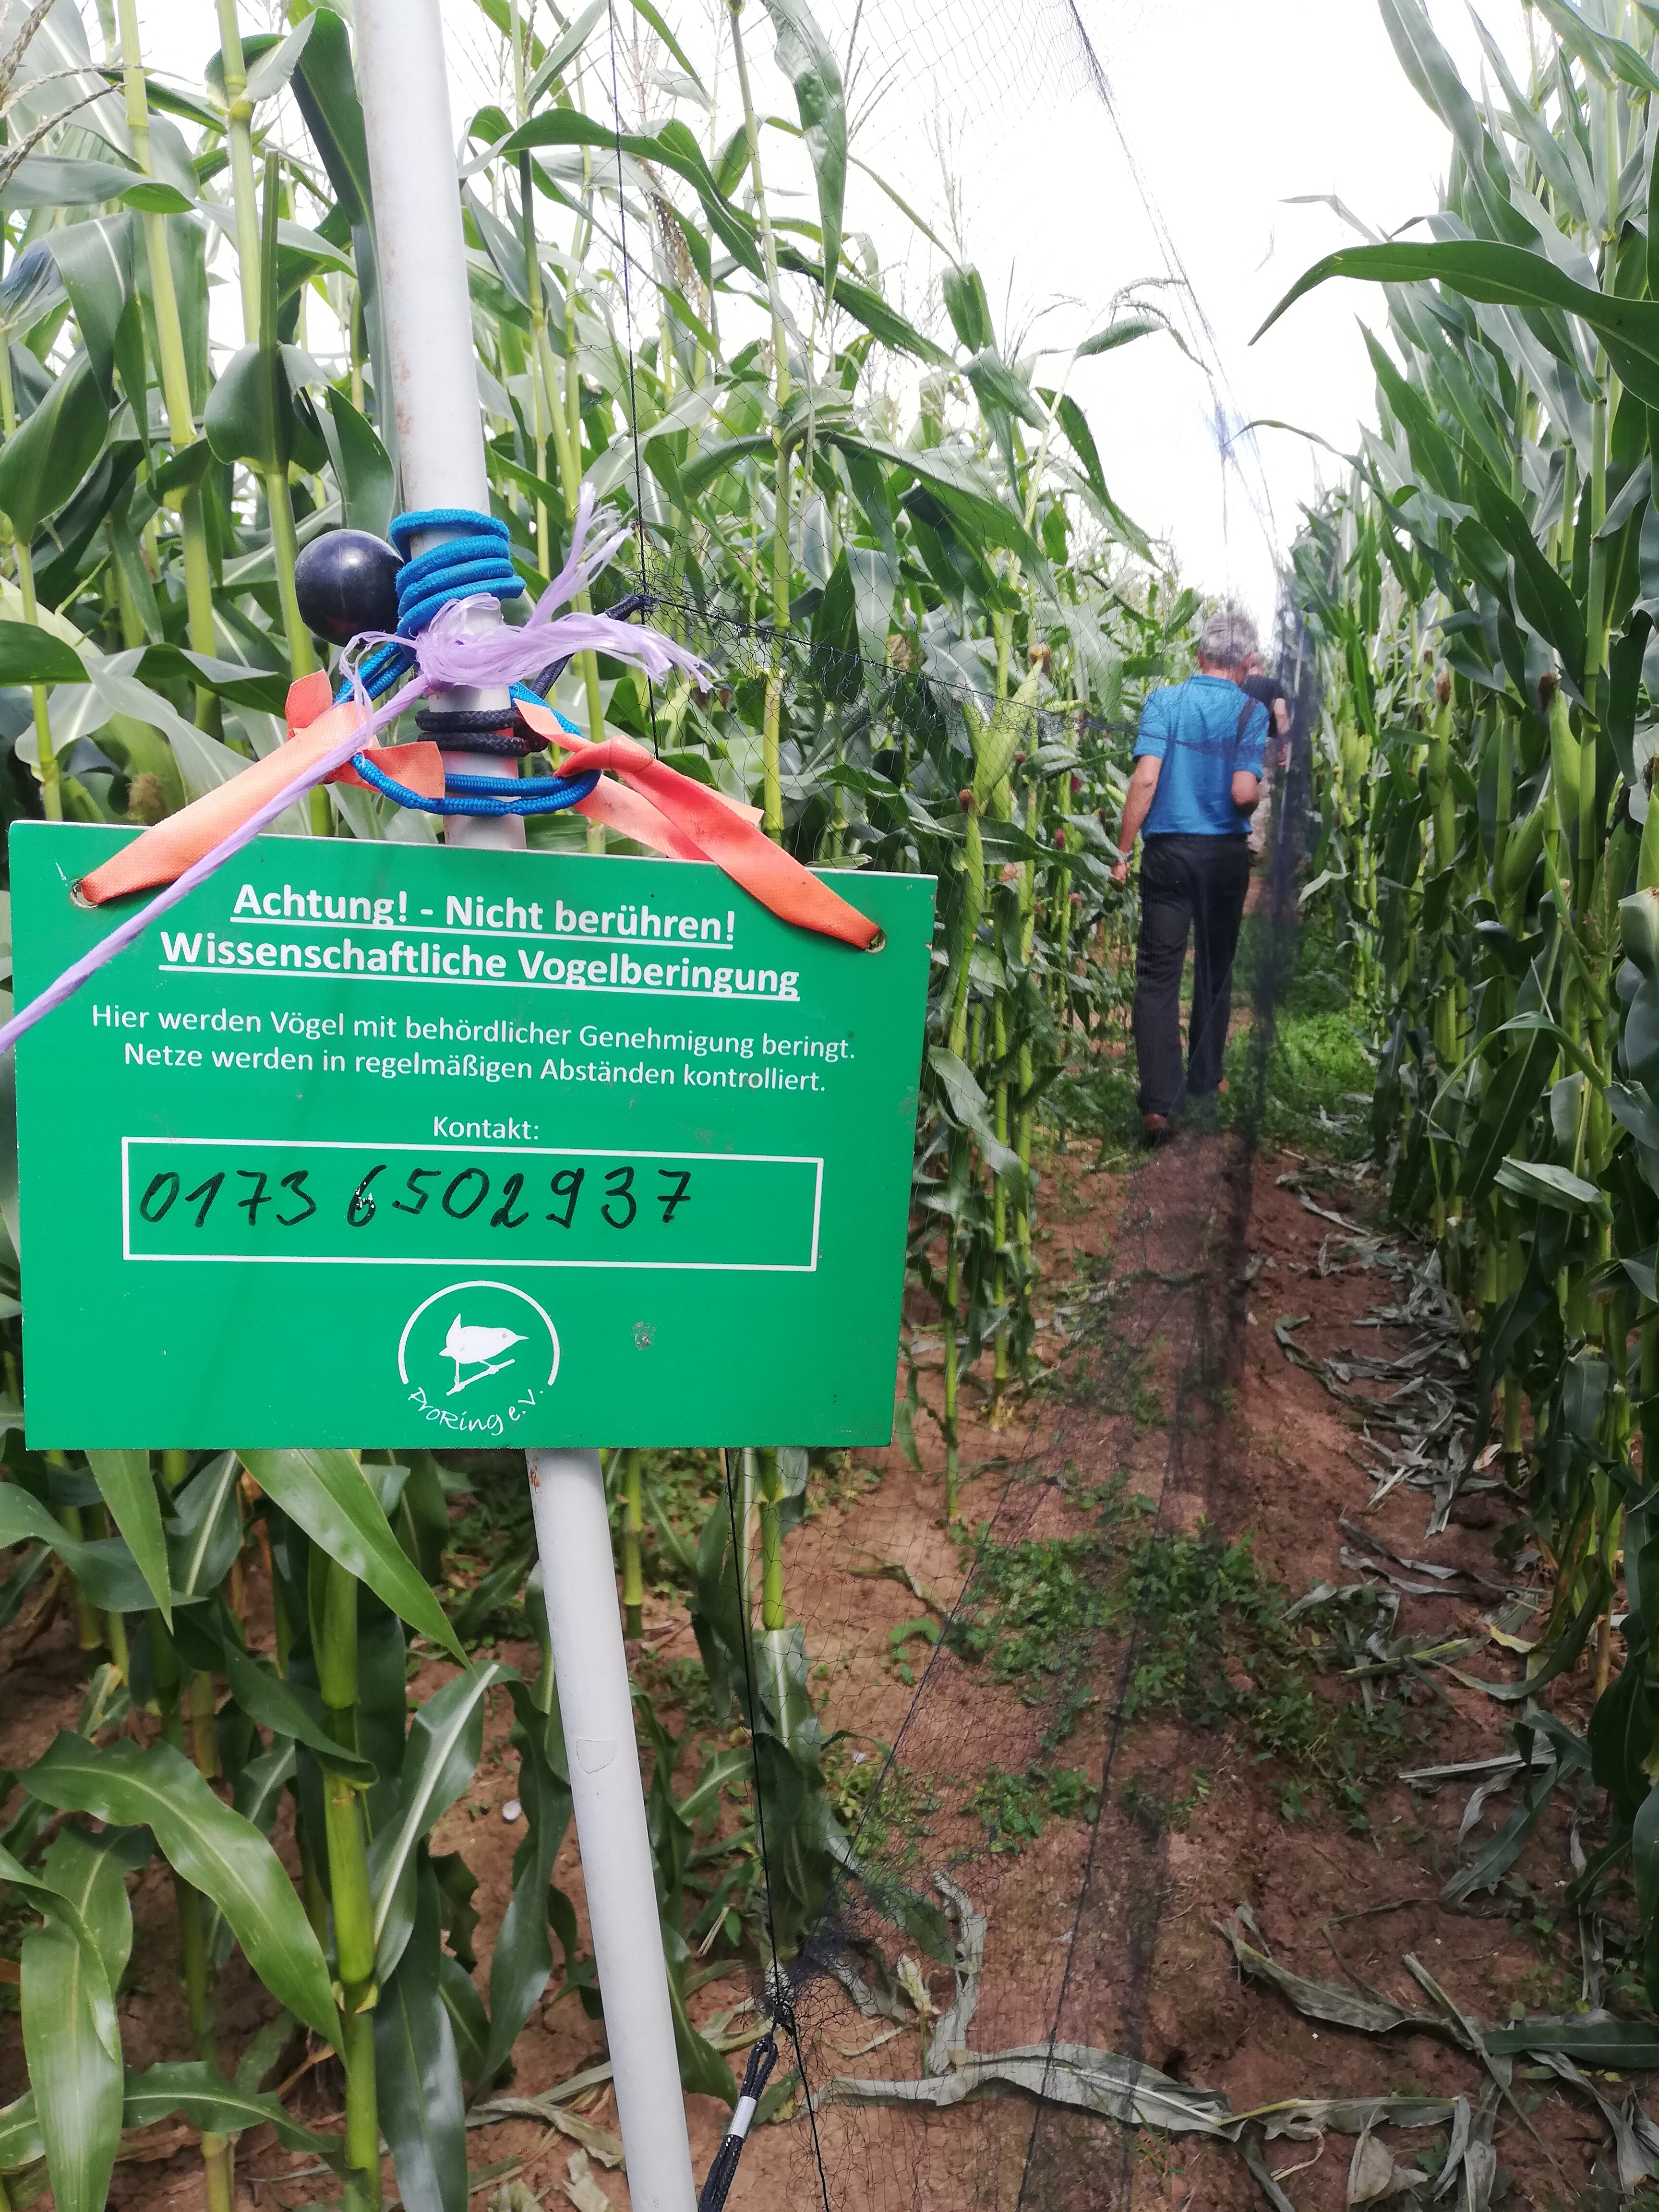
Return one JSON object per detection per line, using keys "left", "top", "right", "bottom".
{"left": 397, "top": 1281, "right": 560, "bottom": 1426}
{"left": 441, "top": 1315, "right": 527, "bottom": 1395}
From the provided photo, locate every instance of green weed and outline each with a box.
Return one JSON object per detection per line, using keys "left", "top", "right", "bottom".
{"left": 949, "top": 1481, "right": 1136, "bottom": 1703}
{"left": 824, "top": 1746, "right": 941, "bottom": 1872}
{"left": 1043, "top": 1051, "right": 1142, "bottom": 1163}
{"left": 966, "top": 1763, "right": 1097, "bottom": 1854}
{"left": 1225, "top": 1007, "right": 1376, "bottom": 1161}
{"left": 886, "top": 1615, "right": 942, "bottom": 1686}
{"left": 952, "top": 1486, "right": 1406, "bottom": 1831}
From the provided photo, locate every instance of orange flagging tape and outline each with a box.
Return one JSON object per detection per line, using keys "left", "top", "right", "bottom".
{"left": 78, "top": 683, "right": 881, "bottom": 952}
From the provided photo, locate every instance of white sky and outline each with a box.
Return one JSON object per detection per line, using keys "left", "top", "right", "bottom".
{"left": 125, "top": 0, "right": 1538, "bottom": 634}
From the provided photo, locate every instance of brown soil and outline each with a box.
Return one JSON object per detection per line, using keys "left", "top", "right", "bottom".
{"left": 0, "top": 1123, "right": 1632, "bottom": 2212}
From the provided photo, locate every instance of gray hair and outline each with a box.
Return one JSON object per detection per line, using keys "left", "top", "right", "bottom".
{"left": 1198, "top": 602, "right": 1259, "bottom": 670}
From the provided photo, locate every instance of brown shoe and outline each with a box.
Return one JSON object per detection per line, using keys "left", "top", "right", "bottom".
{"left": 1142, "top": 1113, "right": 1171, "bottom": 1147}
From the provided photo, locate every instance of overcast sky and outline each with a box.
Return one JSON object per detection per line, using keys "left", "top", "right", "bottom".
{"left": 130, "top": 0, "right": 1537, "bottom": 631}
{"left": 806, "top": 0, "right": 1538, "bottom": 631}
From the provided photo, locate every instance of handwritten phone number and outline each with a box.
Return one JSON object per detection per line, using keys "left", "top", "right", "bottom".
{"left": 132, "top": 1158, "right": 692, "bottom": 1234}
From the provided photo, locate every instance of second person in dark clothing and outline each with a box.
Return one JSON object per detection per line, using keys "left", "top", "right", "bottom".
{"left": 1111, "top": 604, "right": 1267, "bottom": 1144}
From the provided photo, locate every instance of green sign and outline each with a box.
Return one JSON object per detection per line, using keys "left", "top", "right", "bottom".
{"left": 12, "top": 824, "right": 934, "bottom": 1448}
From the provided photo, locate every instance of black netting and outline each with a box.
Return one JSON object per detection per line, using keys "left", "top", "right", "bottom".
{"left": 632, "top": 590, "right": 1322, "bottom": 2209}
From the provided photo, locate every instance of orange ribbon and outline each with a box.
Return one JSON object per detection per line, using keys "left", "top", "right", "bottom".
{"left": 78, "top": 680, "right": 880, "bottom": 952}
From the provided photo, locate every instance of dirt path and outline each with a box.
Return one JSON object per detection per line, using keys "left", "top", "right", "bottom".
{"left": 727, "top": 1126, "right": 1615, "bottom": 2212}
{"left": 0, "top": 1118, "right": 1632, "bottom": 2212}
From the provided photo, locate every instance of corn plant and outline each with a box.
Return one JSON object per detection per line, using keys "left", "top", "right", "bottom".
{"left": 0, "top": 0, "right": 1196, "bottom": 2203}
{"left": 1279, "top": 0, "right": 1659, "bottom": 2001}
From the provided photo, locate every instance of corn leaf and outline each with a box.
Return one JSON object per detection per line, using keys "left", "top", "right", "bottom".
{"left": 240, "top": 1448, "right": 464, "bottom": 1659}
{"left": 212, "top": 1611, "right": 377, "bottom": 1783}
{"left": 479, "top": 1675, "right": 574, "bottom": 2087}
{"left": 0, "top": 2092, "right": 42, "bottom": 2174}
{"left": 759, "top": 0, "right": 846, "bottom": 306}
{"left": 0, "top": 1842, "right": 122, "bottom": 2212}
{"left": 121, "top": 2061, "right": 344, "bottom": 2159}
{"left": 84, "top": 1450, "right": 170, "bottom": 1623}
{"left": 43, "top": 215, "right": 134, "bottom": 402}
{"left": 368, "top": 1661, "right": 502, "bottom": 1977}
{"left": 23, "top": 1732, "right": 339, "bottom": 2046}
{"left": 39, "top": 1826, "right": 147, "bottom": 1993}
{"left": 289, "top": 8, "right": 372, "bottom": 231}
{"left": 164, "top": 1452, "right": 243, "bottom": 1599}
{"left": 0, "top": 352, "right": 108, "bottom": 536}
{"left": 374, "top": 1853, "right": 469, "bottom": 2212}
{"left": 0, "top": 1481, "right": 153, "bottom": 1613}
{"left": 1258, "top": 239, "right": 1659, "bottom": 406}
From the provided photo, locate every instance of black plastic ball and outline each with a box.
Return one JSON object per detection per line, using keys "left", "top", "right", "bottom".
{"left": 294, "top": 529, "right": 402, "bottom": 646}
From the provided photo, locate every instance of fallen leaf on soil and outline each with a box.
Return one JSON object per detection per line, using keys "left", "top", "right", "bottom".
{"left": 814, "top": 2042, "right": 1236, "bottom": 2134}
{"left": 816, "top": 2035, "right": 1464, "bottom": 2186}
{"left": 832, "top": 2025, "right": 904, "bottom": 2059}
{"left": 926, "top": 1873, "right": 986, "bottom": 2078}
{"left": 1532, "top": 2051, "right": 1659, "bottom": 2194}
{"left": 1485, "top": 1623, "right": 1538, "bottom": 1653}
{"left": 1217, "top": 1915, "right": 1452, "bottom": 2043}
{"left": 896, "top": 1954, "right": 937, "bottom": 2024}
{"left": 478, "top": 2094, "right": 623, "bottom": 2166}
{"left": 1346, "top": 2126, "right": 1415, "bottom": 2202}
{"left": 1482, "top": 2015, "right": 1659, "bottom": 2067}
{"left": 561, "top": 2150, "right": 613, "bottom": 2212}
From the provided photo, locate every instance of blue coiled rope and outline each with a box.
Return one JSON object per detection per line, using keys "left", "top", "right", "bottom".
{"left": 351, "top": 751, "right": 595, "bottom": 816}
{"left": 342, "top": 509, "right": 523, "bottom": 703}
{"left": 330, "top": 507, "right": 598, "bottom": 818}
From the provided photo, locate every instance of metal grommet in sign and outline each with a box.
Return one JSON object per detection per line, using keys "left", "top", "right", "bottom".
{"left": 68, "top": 879, "right": 96, "bottom": 911}
{"left": 864, "top": 927, "right": 887, "bottom": 953}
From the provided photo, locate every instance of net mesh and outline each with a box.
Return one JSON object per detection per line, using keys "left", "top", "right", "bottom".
{"left": 510, "top": 4, "right": 1318, "bottom": 2199}
{"left": 692, "top": 607, "right": 1318, "bottom": 2209}
{"left": 156, "top": 0, "right": 1315, "bottom": 2197}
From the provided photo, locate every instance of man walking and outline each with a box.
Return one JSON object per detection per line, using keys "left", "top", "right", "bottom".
{"left": 1111, "top": 604, "right": 1267, "bottom": 1145}
{"left": 1238, "top": 650, "right": 1292, "bottom": 857}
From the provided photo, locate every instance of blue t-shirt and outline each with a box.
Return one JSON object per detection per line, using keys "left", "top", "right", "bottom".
{"left": 1134, "top": 674, "right": 1267, "bottom": 838}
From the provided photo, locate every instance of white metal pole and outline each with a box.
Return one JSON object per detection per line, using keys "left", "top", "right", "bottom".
{"left": 526, "top": 1453, "right": 698, "bottom": 2202}
{"left": 353, "top": 0, "right": 521, "bottom": 854}
{"left": 351, "top": 10, "right": 698, "bottom": 2208}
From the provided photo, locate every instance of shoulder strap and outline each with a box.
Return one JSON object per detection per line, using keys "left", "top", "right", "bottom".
{"left": 1226, "top": 688, "right": 1257, "bottom": 775}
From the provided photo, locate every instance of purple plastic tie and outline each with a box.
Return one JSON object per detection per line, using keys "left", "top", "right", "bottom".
{"left": 0, "top": 672, "right": 429, "bottom": 1062}
{"left": 353, "top": 487, "right": 711, "bottom": 696}
{"left": 0, "top": 488, "right": 711, "bottom": 1065}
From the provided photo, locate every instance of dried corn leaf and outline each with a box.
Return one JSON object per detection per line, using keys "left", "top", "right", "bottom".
{"left": 560, "top": 2150, "right": 613, "bottom": 2212}
{"left": 1286, "top": 1580, "right": 1376, "bottom": 1621}
{"left": 1218, "top": 1917, "right": 1454, "bottom": 2042}
{"left": 827, "top": 1947, "right": 920, "bottom": 2024}
{"left": 814, "top": 2043, "right": 1236, "bottom": 2136}
{"left": 896, "top": 1955, "right": 937, "bottom": 2025}
{"left": 1533, "top": 2051, "right": 1659, "bottom": 2194}
{"left": 1433, "top": 2095, "right": 1471, "bottom": 2194}
{"left": 1239, "top": 2125, "right": 1298, "bottom": 2212}
{"left": 926, "top": 1874, "right": 985, "bottom": 2079}
{"left": 539, "top": 2108, "right": 623, "bottom": 2168}
{"left": 1457, "top": 1767, "right": 1521, "bottom": 1844}
{"left": 475, "top": 2096, "right": 623, "bottom": 2166}
{"left": 1339, "top": 1546, "right": 1461, "bottom": 1598}
{"left": 1249, "top": 2095, "right": 1456, "bottom": 2137}
{"left": 1346, "top": 2125, "right": 1420, "bottom": 2201}
{"left": 1398, "top": 1754, "right": 1523, "bottom": 1788}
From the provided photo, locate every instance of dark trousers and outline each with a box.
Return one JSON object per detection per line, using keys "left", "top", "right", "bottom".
{"left": 1131, "top": 834, "right": 1252, "bottom": 1118}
